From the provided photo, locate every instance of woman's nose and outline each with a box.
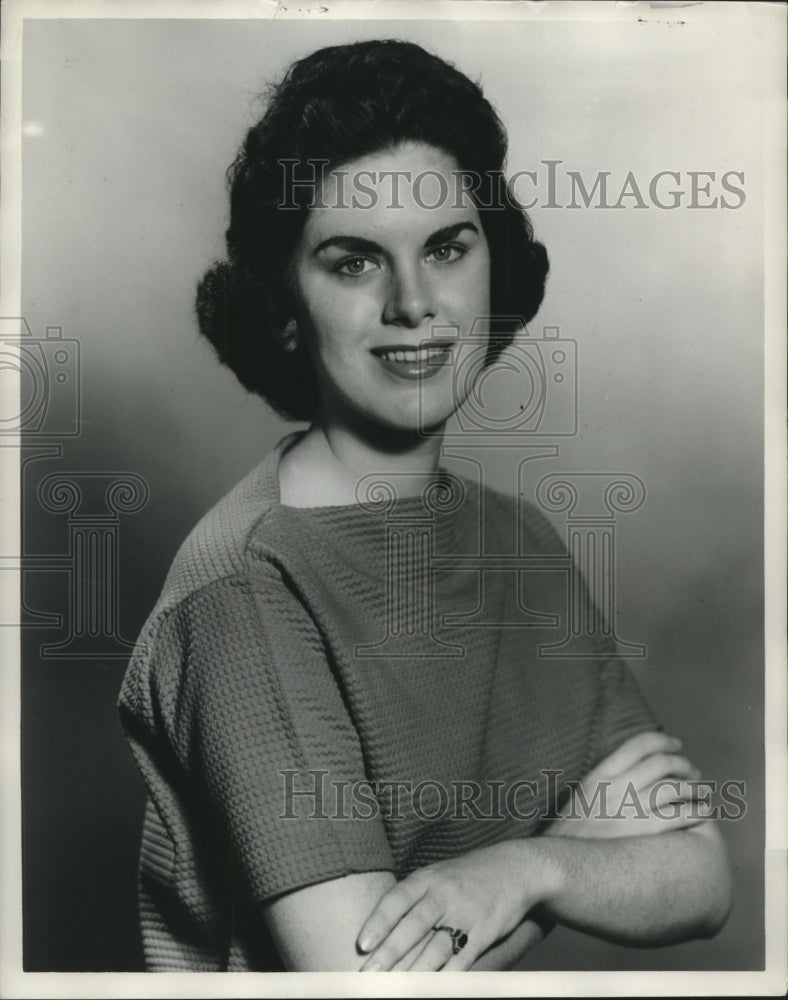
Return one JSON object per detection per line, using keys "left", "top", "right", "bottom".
{"left": 382, "top": 264, "right": 437, "bottom": 328}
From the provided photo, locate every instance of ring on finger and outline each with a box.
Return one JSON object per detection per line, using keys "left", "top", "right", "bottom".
{"left": 434, "top": 925, "right": 468, "bottom": 955}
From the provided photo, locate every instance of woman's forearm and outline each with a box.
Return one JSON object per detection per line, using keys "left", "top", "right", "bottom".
{"left": 525, "top": 823, "right": 732, "bottom": 946}
{"left": 472, "top": 825, "right": 729, "bottom": 967}
{"left": 470, "top": 915, "right": 554, "bottom": 971}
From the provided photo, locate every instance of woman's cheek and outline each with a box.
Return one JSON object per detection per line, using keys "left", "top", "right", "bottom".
{"left": 465, "top": 262, "right": 491, "bottom": 314}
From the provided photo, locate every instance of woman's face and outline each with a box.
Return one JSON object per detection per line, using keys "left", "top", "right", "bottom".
{"left": 290, "top": 141, "right": 491, "bottom": 436}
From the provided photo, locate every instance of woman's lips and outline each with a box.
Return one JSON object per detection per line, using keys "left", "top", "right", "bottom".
{"left": 372, "top": 343, "right": 453, "bottom": 381}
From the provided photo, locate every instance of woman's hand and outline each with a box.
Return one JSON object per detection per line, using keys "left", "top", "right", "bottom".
{"left": 357, "top": 840, "right": 554, "bottom": 971}
{"left": 544, "top": 730, "right": 712, "bottom": 840}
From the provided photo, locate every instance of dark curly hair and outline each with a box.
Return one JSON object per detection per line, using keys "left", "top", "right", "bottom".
{"left": 196, "top": 39, "right": 549, "bottom": 422}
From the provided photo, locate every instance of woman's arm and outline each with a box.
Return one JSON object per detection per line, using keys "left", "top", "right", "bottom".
{"left": 533, "top": 820, "right": 731, "bottom": 946}
{"left": 355, "top": 820, "right": 731, "bottom": 971}
{"left": 355, "top": 732, "right": 732, "bottom": 971}
{"left": 261, "top": 732, "right": 729, "bottom": 971}
{"left": 262, "top": 871, "right": 396, "bottom": 970}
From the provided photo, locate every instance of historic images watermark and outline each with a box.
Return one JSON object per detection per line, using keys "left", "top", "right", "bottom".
{"left": 277, "top": 160, "right": 747, "bottom": 212}
{"left": 279, "top": 769, "right": 748, "bottom": 823}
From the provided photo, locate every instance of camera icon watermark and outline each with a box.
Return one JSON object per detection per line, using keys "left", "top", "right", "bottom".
{"left": 0, "top": 318, "right": 81, "bottom": 436}
{"left": 0, "top": 316, "right": 81, "bottom": 437}
{"left": 417, "top": 319, "right": 577, "bottom": 439}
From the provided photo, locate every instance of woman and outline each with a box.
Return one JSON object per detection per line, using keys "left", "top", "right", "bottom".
{"left": 118, "top": 39, "right": 731, "bottom": 972}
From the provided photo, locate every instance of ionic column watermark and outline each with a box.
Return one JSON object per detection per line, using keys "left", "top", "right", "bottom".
{"left": 36, "top": 472, "right": 149, "bottom": 659}
{"left": 353, "top": 472, "right": 467, "bottom": 658}
{"left": 536, "top": 472, "right": 647, "bottom": 658}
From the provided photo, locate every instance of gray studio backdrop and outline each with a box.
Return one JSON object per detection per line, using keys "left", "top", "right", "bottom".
{"left": 18, "top": 14, "right": 763, "bottom": 971}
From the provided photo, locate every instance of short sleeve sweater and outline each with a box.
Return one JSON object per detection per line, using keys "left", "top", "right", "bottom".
{"left": 117, "top": 432, "right": 658, "bottom": 971}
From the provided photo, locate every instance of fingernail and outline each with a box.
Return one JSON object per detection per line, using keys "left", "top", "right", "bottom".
{"left": 358, "top": 934, "right": 375, "bottom": 952}
{"left": 668, "top": 737, "right": 682, "bottom": 748}
{"left": 363, "top": 962, "right": 381, "bottom": 973}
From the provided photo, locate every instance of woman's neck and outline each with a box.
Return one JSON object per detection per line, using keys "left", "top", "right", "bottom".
{"left": 278, "top": 419, "right": 445, "bottom": 508}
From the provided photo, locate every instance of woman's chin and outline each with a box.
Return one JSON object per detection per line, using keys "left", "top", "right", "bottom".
{"left": 326, "top": 394, "right": 453, "bottom": 442}
{"left": 374, "top": 406, "right": 451, "bottom": 439}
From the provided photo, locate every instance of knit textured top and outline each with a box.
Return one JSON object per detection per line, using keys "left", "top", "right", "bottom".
{"left": 118, "top": 432, "right": 658, "bottom": 971}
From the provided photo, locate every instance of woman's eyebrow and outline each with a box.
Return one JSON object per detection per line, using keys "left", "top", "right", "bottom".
{"left": 313, "top": 234, "right": 382, "bottom": 256}
{"left": 312, "top": 221, "right": 480, "bottom": 257}
{"left": 424, "top": 221, "right": 480, "bottom": 247}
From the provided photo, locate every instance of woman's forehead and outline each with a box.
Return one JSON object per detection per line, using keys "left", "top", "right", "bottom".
{"left": 301, "top": 141, "right": 482, "bottom": 246}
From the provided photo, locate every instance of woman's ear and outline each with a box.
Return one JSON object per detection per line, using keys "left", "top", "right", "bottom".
{"left": 282, "top": 317, "right": 299, "bottom": 352}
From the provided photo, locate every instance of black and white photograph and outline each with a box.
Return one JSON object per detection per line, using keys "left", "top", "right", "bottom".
{"left": 1, "top": 1, "right": 785, "bottom": 996}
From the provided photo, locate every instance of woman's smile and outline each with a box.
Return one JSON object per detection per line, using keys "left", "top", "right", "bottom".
{"left": 371, "top": 341, "right": 455, "bottom": 380}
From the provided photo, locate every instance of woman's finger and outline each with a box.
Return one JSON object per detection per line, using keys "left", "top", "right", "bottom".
{"left": 587, "top": 731, "right": 682, "bottom": 781}
{"left": 391, "top": 930, "right": 436, "bottom": 971}
{"left": 569, "top": 805, "right": 711, "bottom": 839}
{"left": 440, "top": 928, "right": 478, "bottom": 972}
{"left": 647, "top": 778, "right": 707, "bottom": 809}
{"left": 405, "top": 926, "right": 458, "bottom": 971}
{"left": 645, "top": 781, "right": 716, "bottom": 821}
{"left": 641, "top": 810, "right": 712, "bottom": 833}
{"left": 357, "top": 874, "right": 427, "bottom": 954}
{"left": 360, "top": 894, "right": 443, "bottom": 971}
{"left": 619, "top": 752, "right": 701, "bottom": 793}
{"left": 554, "top": 752, "right": 698, "bottom": 822}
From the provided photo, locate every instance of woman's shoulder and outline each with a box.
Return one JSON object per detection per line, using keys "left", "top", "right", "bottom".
{"left": 143, "top": 435, "right": 304, "bottom": 627}
{"left": 159, "top": 459, "right": 275, "bottom": 604}
{"left": 120, "top": 438, "right": 300, "bottom": 715}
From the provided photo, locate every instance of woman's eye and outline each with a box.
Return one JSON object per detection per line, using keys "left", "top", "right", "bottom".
{"left": 336, "top": 256, "right": 378, "bottom": 277}
{"left": 428, "top": 243, "right": 467, "bottom": 264}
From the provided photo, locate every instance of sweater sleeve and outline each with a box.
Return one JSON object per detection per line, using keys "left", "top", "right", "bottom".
{"left": 587, "top": 657, "right": 661, "bottom": 764}
{"left": 125, "top": 564, "right": 395, "bottom": 912}
{"left": 519, "top": 497, "right": 660, "bottom": 767}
